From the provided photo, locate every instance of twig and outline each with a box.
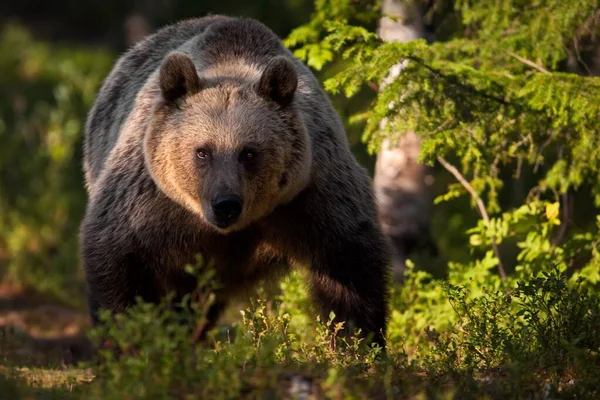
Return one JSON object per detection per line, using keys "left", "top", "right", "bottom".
{"left": 514, "top": 156, "right": 523, "bottom": 180}
{"left": 368, "top": 81, "right": 379, "bottom": 92}
{"left": 571, "top": 42, "right": 592, "bottom": 76}
{"left": 506, "top": 51, "right": 551, "bottom": 75}
{"left": 437, "top": 156, "right": 507, "bottom": 281}
{"left": 533, "top": 129, "right": 557, "bottom": 173}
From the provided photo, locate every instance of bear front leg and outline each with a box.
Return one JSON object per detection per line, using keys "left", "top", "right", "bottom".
{"left": 287, "top": 187, "right": 391, "bottom": 350}
{"left": 81, "top": 246, "right": 152, "bottom": 359}
{"left": 84, "top": 249, "right": 157, "bottom": 326}
{"left": 308, "top": 227, "right": 390, "bottom": 350}
{"left": 80, "top": 209, "right": 162, "bottom": 326}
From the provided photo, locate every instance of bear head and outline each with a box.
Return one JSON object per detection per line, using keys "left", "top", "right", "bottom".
{"left": 144, "top": 51, "right": 312, "bottom": 233}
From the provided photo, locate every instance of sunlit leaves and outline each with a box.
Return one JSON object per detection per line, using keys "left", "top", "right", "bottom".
{"left": 286, "top": 0, "right": 600, "bottom": 292}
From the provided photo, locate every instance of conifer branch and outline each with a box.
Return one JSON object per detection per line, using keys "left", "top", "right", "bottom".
{"left": 437, "top": 156, "right": 507, "bottom": 281}
{"left": 406, "top": 56, "right": 510, "bottom": 105}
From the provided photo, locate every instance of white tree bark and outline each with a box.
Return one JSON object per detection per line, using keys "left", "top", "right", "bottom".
{"left": 375, "top": 0, "right": 434, "bottom": 281}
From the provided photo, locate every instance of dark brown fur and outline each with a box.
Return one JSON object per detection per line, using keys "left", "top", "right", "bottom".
{"left": 81, "top": 16, "right": 390, "bottom": 348}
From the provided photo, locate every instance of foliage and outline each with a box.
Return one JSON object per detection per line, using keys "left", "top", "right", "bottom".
{"left": 424, "top": 267, "right": 600, "bottom": 398}
{"left": 85, "top": 263, "right": 387, "bottom": 400}
{"left": 1, "top": 0, "right": 600, "bottom": 398}
{"left": 0, "top": 24, "right": 113, "bottom": 307}
{"left": 285, "top": 0, "right": 600, "bottom": 395}
{"left": 285, "top": 0, "right": 600, "bottom": 328}
{"left": 3, "top": 261, "right": 598, "bottom": 399}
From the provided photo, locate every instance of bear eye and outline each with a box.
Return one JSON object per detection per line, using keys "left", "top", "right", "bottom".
{"left": 196, "top": 148, "right": 208, "bottom": 159}
{"left": 240, "top": 149, "right": 257, "bottom": 163}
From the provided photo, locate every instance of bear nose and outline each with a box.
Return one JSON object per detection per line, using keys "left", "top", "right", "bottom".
{"left": 211, "top": 195, "right": 242, "bottom": 227}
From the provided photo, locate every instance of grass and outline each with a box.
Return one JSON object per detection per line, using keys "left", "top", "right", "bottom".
{"left": 0, "top": 265, "right": 598, "bottom": 399}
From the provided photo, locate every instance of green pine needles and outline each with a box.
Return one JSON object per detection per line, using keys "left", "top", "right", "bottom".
{"left": 286, "top": 0, "right": 600, "bottom": 286}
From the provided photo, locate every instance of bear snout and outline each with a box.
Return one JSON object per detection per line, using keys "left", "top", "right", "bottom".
{"left": 211, "top": 194, "right": 243, "bottom": 228}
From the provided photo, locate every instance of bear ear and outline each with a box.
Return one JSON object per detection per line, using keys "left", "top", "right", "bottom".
{"left": 159, "top": 52, "right": 202, "bottom": 104}
{"left": 256, "top": 56, "right": 298, "bottom": 106}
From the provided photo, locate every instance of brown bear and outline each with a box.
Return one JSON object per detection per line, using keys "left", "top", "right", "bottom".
{"left": 81, "top": 15, "right": 390, "bottom": 348}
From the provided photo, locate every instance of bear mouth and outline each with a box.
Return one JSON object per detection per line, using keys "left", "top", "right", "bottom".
{"left": 212, "top": 218, "right": 237, "bottom": 229}
{"left": 209, "top": 211, "right": 244, "bottom": 232}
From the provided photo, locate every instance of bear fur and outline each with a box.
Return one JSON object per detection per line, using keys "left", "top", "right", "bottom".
{"left": 81, "top": 15, "right": 390, "bottom": 347}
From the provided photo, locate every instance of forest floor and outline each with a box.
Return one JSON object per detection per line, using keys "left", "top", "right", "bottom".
{"left": 0, "top": 280, "right": 424, "bottom": 400}
{"left": 0, "top": 281, "right": 96, "bottom": 398}
{"left": 1, "top": 277, "right": 597, "bottom": 400}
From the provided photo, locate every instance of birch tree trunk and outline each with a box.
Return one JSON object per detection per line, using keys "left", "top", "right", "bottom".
{"left": 375, "top": 0, "right": 435, "bottom": 281}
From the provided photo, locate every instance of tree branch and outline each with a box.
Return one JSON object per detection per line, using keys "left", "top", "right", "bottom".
{"left": 506, "top": 51, "right": 551, "bottom": 75}
{"left": 437, "top": 156, "right": 507, "bottom": 281}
